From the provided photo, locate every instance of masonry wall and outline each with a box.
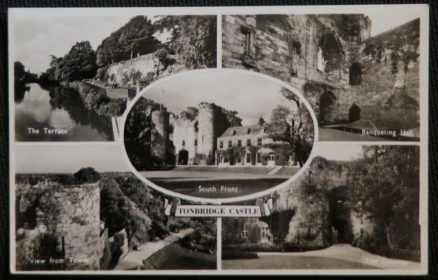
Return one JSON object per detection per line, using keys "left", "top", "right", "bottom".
{"left": 172, "top": 116, "right": 198, "bottom": 164}
{"left": 171, "top": 102, "right": 231, "bottom": 165}
{"left": 223, "top": 15, "right": 420, "bottom": 130}
{"left": 271, "top": 157, "right": 373, "bottom": 247}
{"left": 16, "top": 183, "right": 101, "bottom": 270}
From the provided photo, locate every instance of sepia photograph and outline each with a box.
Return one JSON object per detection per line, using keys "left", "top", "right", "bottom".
{"left": 7, "top": 4, "right": 428, "bottom": 276}
{"left": 11, "top": 11, "right": 217, "bottom": 141}
{"left": 123, "top": 70, "right": 315, "bottom": 199}
{"left": 222, "top": 144, "right": 421, "bottom": 270}
{"left": 223, "top": 13, "right": 422, "bottom": 141}
{"left": 14, "top": 145, "right": 217, "bottom": 271}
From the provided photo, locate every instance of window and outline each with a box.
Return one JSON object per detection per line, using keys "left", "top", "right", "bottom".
{"left": 257, "top": 153, "right": 261, "bottom": 163}
{"left": 268, "top": 153, "right": 275, "bottom": 161}
{"left": 246, "top": 153, "right": 251, "bottom": 163}
{"left": 237, "top": 156, "right": 241, "bottom": 163}
{"left": 182, "top": 140, "right": 185, "bottom": 146}
{"left": 238, "top": 140, "right": 242, "bottom": 147}
{"left": 246, "top": 128, "right": 251, "bottom": 135}
{"left": 242, "top": 224, "right": 248, "bottom": 238}
{"left": 219, "top": 141, "right": 223, "bottom": 149}
{"left": 228, "top": 140, "right": 232, "bottom": 148}
{"left": 231, "top": 130, "right": 236, "bottom": 136}
{"left": 257, "top": 138, "right": 262, "bottom": 146}
{"left": 246, "top": 139, "right": 251, "bottom": 147}
{"left": 194, "top": 140, "right": 197, "bottom": 146}
{"left": 288, "top": 37, "right": 301, "bottom": 76}
{"left": 349, "top": 63, "right": 362, "bottom": 86}
{"left": 241, "top": 26, "right": 255, "bottom": 58}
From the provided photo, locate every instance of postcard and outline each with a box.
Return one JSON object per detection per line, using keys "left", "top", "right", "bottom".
{"left": 9, "top": 5, "right": 429, "bottom": 275}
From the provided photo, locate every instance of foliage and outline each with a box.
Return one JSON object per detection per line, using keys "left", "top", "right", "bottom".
{"left": 96, "top": 16, "right": 160, "bottom": 67}
{"left": 41, "top": 41, "right": 97, "bottom": 82}
{"left": 155, "top": 16, "right": 216, "bottom": 68}
{"left": 73, "top": 167, "right": 101, "bottom": 184}
{"left": 267, "top": 87, "right": 314, "bottom": 167}
{"left": 180, "top": 106, "right": 199, "bottom": 121}
{"left": 223, "top": 218, "right": 245, "bottom": 244}
{"left": 349, "top": 146, "right": 420, "bottom": 259}
{"left": 124, "top": 97, "right": 175, "bottom": 170}
{"left": 14, "top": 61, "right": 38, "bottom": 84}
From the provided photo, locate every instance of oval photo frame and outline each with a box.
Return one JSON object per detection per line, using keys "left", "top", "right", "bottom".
{"left": 120, "top": 69, "right": 319, "bottom": 204}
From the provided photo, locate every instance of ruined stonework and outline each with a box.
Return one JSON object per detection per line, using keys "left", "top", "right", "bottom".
{"left": 16, "top": 182, "right": 102, "bottom": 270}
{"left": 223, "top": 15, "right": 420, "bottom": 131}
{"left": 267, "top": 157, "right": 373, "bottom": 248}
{"left": 171, "top": 102, "right": 230, "bottom": 165}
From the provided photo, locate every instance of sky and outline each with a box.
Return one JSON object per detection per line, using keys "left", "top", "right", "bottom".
{"left": 143, "top": 71, "right": 298, "bottom": 126}
{"left": 15, "top": 144, "right": 130, "bottom": 173}
{"left": 11, "top": 9, "right": 422, "bottom": 75}
{"left": 365, "top": 10, "right": 421, "bottom": 36}
{"left": 11, "top": 14, "right": 168, "bottom": 74}
{"left": 313, "top": 143, "right": 364, "bottom": 161}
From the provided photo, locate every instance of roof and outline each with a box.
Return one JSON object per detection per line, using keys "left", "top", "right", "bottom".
{"left": 219, "top": 124, "right": 264, "bottom": 138}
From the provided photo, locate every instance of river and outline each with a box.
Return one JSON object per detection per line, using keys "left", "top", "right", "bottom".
{"left": 15, "top": 83, "right": 114, "bottom": 141}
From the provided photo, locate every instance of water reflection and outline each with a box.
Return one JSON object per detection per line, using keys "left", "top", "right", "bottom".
{"left": 15, "top": 83, "right": 114, "bottom": 141}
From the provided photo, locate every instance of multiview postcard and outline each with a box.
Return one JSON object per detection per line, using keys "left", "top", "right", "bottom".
{"left": 8, "top": 4, "right": 429, "bottom": 276}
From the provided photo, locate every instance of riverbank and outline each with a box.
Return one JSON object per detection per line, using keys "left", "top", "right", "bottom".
{"left": 62, "top": 81, "right": 126, "bottom": 117}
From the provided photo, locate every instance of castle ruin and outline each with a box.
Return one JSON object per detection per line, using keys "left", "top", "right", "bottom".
{"left": 223, "top": 15, "right": 420, "bottom": 136}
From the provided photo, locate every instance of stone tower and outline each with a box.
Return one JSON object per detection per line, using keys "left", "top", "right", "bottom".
{"left": 197, "top": 102, "right": 216, "bottom": 163}
{"left": 151, "top": 109, "right": 169, "bottom": 162}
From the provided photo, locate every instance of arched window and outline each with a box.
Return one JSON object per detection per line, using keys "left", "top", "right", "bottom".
{"left": 349, "top": 63, "right": 362, "bottom": 86}
{"left": 317, "top": 33, "right": 343, "bottom": 73}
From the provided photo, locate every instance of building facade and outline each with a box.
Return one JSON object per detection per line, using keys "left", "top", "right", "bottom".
{"left": 150, "top": 102, "right": 299, "bottom": 167}
{"left": 215, "top": 121, "right": 298, "bottom": 167}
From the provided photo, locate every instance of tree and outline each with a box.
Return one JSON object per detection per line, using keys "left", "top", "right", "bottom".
{"left": 124, "top": 97, "right": 175, "bottom": 170}
{"left": 14, "top": 61, "right": 37, "bottom": 84}
{"left": 96, "top": 16, "right": 160, "bottom": 67}
{"left": 267, "top": 88, "right": 314, "bottom": 167}
{"left": 155, "top": 16, "right": 216, "bottom": 68}
{"left": 349, "top": 146, "right": 420, "bottom": 254}
{"left": 40, "top": 41, "right": 97, "bottom": 82}
{"left": 180, "top": 106, "right": 199, "bottom": 121}
{"left": 73, "top": 167, "right": 101, "bottom": 183}
{"left": 61, "top": 41, "right": 97, "bottom": 81}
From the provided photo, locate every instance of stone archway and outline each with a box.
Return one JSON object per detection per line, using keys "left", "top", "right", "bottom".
{"left": 319, "top": 91, "right": 337, "bottom": 124}
{"left": 178, "top": 149, "right": 189, "bottom": 165}
{"left": 317, "top": 33, "right": 344, "bottom": 73}
{"left": 349, "top": 104, "right": 361, "bottom": 123}
{"left": 328, "top": 186, "right": 352, "bottom": 244}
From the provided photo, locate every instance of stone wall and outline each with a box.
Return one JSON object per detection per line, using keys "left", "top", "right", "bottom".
{"left": 223, "top": 15, "right": 420, "bottom": 130}
{"left": 171, "top": 102, "right": 232, "bottom": 165}
{"left": 269, "top": 156, "right": 373, "bottom": 248}
{"left": 16, "top": 182, "right": 101, "bottom": 270}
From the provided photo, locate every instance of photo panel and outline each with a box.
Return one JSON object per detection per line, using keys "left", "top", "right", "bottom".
{"left": 221, "top": 144, "right": 424, "bottom": 271}
{"left": 11, "top": 11, "right": 217, "bottom": 142}
{"left": 13, "top": 144, "right": 217, "bottom": 271}
{"left": 222, "top": 13, "right": 422, "bottom": 142}
{"left": 8, "top": 4, "right": 428, "bottom": 276}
